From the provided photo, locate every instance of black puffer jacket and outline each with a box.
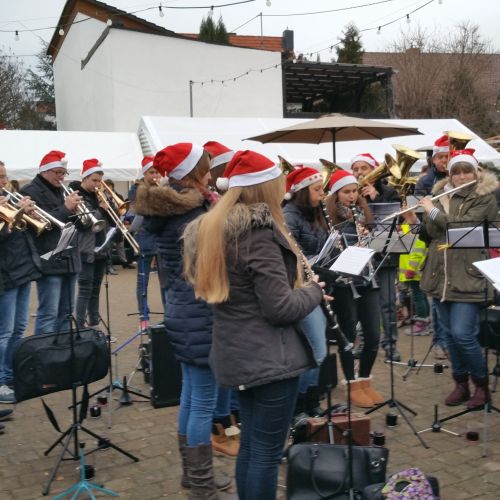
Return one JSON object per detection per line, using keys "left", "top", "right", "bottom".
{"left": 20, "top": 175, "right": 81, "bottom": 274}
{"left": 283, "top": 202, "right": 328, "bottom": 259}
{"left": 135, "top": 183, "right": 213, "bottom": 367}
{"left": 183, "top": 203, "right": 323, "bottom": 389}
{"left": 414, "top": 166, "right": 447, "bottom": 196}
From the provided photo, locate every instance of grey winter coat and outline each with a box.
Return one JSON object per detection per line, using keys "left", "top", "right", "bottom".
{"left": 183, "top": 203, "right": 323, "bottom": 390}
{"left": 420, "top": 171, "right": 499, "bottom": 302}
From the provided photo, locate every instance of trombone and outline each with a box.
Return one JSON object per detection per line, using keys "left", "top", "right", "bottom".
{"left": 95, "top": 188, "right": 140, "bottom": 255}
{"left": 4, "top": 188, "right": 62, "bottom": 234}
{"left": 99, "top": 180, "right": 130, "bottom": 216}
{"left": 61, "top": 185, "right": 106, "bottom": 233}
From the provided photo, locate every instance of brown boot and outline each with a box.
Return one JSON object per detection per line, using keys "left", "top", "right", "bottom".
{"left": 178, "top": 433, "right": 190, "bottom": 489}
{"left": 358, "top": 377, "right": 384, "bottom": 405}
{"left": 467, "top": 376, "right": 491, "bottom": 410}
{"left": 445, "top": 373, "right": 470, "bottom": 406}
{"left": 211, "top": 422, "right": 239, "bottom": 457}
{"left": 345, "top": 379, "right": 373, "bottom": 408}
{"left": 185, "top": 444, "right": 232, "bottom": 499}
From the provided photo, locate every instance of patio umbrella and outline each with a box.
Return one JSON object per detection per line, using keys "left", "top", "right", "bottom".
{"left": 245, "top": 113, "right": 422, "bottom": 162}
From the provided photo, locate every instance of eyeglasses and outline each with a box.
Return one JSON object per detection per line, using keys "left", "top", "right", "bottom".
{"left": 0, "top": 175, "right": 8, "bottom": 180}
{"left": 51, "top": 169, "right": 68, "bottom": 177}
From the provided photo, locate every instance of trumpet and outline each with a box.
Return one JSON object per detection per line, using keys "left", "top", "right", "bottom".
{"left": 61, "top": 185, "right": 106, "bottom": 233}
{"left": 99, "top": 181, "right": 130, "bottom": 216}
{"left": 95, "top": 188, "right": 140, "bottom": 255}
{"left": 4, "top": 188, "right": 63, "bottom": 234}
{"left": 0, "top": 202, "right": 27, "bottom": 232}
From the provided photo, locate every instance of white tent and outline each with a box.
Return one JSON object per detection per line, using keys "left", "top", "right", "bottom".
{"left": 138, "top": 116, "right": 500, "bottom": 170}
{"left": 0, "top": 130, "right": 143, "bottom": 182}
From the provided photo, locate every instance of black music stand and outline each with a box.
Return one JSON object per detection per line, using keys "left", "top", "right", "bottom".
{"left": 41, "top": 226, "right": 138, "bottom": 496}
{"left": 363, "top": 218, "right": 429, "bottom": 448}
{"left": 423, "top": 219, "right": 500, "bottom": 456}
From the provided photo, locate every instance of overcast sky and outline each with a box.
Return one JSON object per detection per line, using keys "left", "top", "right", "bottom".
{"left": 1, "top": 0, "right": 499, "bottom": 69}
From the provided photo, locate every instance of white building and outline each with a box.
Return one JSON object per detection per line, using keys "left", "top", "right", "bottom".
{"left": 50, "top": 0, "right": 284, "bottom": 132}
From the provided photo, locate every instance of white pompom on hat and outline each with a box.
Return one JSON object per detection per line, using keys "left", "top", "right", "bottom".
{"left": 203, "top": 141, "right": 235, "bottom": 169}
{"left": 215, "top": 150, "right": 281, "bottom": 192}
{"left": 328, "top": 169, "right": 358, "bottom": 195}
{"left": 284, "top": 167, "right": 323, "bottom": 200}
{"left": 350, "top": 153, "right": 379, "bottom": 169}
{"left": 81, "top": 158, "right": 104, "bottom": 179}
{"left": 39, "top": 150, "right": 68, "bottom": 173}
{"left": 153, "top": 143, "right": 204, "bottom": 180}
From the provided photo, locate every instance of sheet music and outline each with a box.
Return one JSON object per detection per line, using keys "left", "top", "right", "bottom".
{"left": 41, "top": 225, "right": 76, "bottom": 260}
{"left": 330, "top": 246, "right": 375, "bottom": 276}
{"left": 489, "top": 227, "right": 500, "bottom": 247}
{"left": 473, "top": 257, "right": 500, "bottom": 292}
{"left": 447, "top": 227, "right": 485, "bottom": 247}
{"left": 95, "top": 227, "right": 117, "bottom": 254}
{"left": 310, "top": 230, "right": 341, "bottom": 266}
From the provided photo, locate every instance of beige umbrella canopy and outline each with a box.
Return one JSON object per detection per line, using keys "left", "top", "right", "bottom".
{"left": 245, "top": 113, "right": 422, "bottom": 162}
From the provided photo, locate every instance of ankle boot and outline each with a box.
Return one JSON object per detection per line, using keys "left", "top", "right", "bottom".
{"left": 445, "top": 373, "right": 470, "bottom": 406}
{"left": 357, "top": 377, "right": 384, "bottom": 405}
{"left": 178, "top": 434, "right": 191, "bottom": 489}
{"left": 211, "top": 422, "right": 239, "bottom": 457}
{"left": 305, "top": 386, "right": 323, "bottom": 417}
{"left": 185, "top": 444, "right": 232, "bottom": 499}
{"left": 344, "top": 379, "right": 373, "bottom": 408}
{"left": 467, "top": 376, "right": 490, "bottom": 410}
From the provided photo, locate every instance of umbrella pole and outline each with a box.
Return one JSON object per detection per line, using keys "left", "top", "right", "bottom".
{"left": 331, "top": 129, "right": 336, "bottom": 163}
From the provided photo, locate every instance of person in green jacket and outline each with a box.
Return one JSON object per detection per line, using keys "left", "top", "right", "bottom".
{"left": 405, "top": 149, "right": 498, "bottom": 410}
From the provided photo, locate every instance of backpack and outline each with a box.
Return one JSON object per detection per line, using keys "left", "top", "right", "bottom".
{"left": 381, "top": 467, "right": 434, "bottom": 499}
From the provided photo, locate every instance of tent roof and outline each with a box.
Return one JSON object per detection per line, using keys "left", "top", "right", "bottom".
{"left": 138, "top": 116, "right": 500, "bottom": 170}
{"left": 0, "top": 130, "right": 143, "bottom": 181}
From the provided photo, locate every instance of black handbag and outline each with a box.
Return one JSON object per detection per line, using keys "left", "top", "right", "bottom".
{"left": 13, "top": 328, "right": 109, "bottom": 402}
{"left": 286, "top": 443, "right": 389, "bottom": 500}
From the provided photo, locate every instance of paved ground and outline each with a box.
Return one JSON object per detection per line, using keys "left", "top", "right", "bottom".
{"left": 0, "top": 268, "right": 499, "bottom": 499}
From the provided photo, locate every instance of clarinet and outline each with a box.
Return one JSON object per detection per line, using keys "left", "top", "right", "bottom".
{"left": 295, "top": 232, "right": 353, "bottom": 352}
{"left": 320, "top": 201, "right": 361, "bottom": 300}
{"left": 350, "top": 203, "right": 379, "bottom": 289}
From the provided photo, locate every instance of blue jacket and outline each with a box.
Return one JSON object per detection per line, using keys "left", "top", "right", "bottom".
{"left": 414, "top": 166, "right": 447, "bottom": 196}
{"left": 127, "top": 182, "right": 157, "bottom": 256}
{"left": 135, "top": 183, "right": 213, "bottom": 367}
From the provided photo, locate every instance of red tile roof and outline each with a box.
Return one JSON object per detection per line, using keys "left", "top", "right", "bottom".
{"left": 182, "top": 33, "right": 283, "bottom": 52}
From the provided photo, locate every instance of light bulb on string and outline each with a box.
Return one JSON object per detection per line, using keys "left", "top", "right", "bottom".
{"left": 266, "top": 0, "right": 271, "bottom": 7}
{"left": 208, "top": 5, "right": 214, "bottom": 17}
{"left": 14, "top": 30, "right": 19, "bottom": 41}
{"left": 406, "top": 14, "right": 411, "bottom": 24}
{"left": 106, "top": 19, "right": 112, "bottom": 26}
{"left": 377, "top": 26, "right": 381, "bottom": 35}
{"left": 59, "top": 28, "right": 65, "bottom": 36}
{"left": 158, "top": 4, "right": 164, "bottom": 17}
{"left": 438, "top": 0, "right": 443, "bottom": 4}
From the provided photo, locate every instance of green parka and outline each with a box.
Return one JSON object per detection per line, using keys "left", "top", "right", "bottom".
{"left": 420, "top": 171, "right": 498, "bottom": 303}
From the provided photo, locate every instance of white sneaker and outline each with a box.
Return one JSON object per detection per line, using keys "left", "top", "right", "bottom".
{"left": 0, "top": 385, "right": 16, "bottom": 404}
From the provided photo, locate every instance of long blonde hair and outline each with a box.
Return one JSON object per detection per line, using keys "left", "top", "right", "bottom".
{"left": 185, "top": 175, "right": 303, "bottom": 303}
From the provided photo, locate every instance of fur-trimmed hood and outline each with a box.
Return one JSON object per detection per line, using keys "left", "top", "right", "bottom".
{"left": 432, "top": 170, "right": 498, "bottom": 197}
{"left": 134, "top": 183, "right": 205, "bottom": 217}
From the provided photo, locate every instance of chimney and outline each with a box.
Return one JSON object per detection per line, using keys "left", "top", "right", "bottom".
{"left": 282, "top": 30, "right": 294, "bottom": 52}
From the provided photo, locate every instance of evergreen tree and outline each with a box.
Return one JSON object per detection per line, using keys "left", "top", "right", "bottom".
{"left": 199, "top": 15, "right": 229, "bottom": 44}
{"left": 214, "top": 16, "right": 229, "bottom": 44}
{"left": 336, "top": 23, "right": 364, "bottom": 64}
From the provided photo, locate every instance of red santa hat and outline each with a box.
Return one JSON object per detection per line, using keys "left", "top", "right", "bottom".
{"left": 328, "top": 169, "right": 358, "bottom": 195}
{"left": 284, "top": 167, "right": 323, "bottom": 200}
{"left": 141, "top": 156, "right": 155, "bottom": 177}
{"left": 39, "top": 150, "right": 68, "bottom": 173}
{"left": 350, "top": 153, "right": 379, "bottom": 169}
{"left": 153, "top": 143, "right": 204, "bottom": 180}
{"left": 216, "top": 150, "right": 281, "bottom": 191}
{"left": 81, "top": 158, "right": 104, "bottom": 179}
{"left": 447, "top": 148, "right": 479, "bottom": 171}
{"left": 203, "top": 141, "right": 235, "bottom": 169}
{"left": 433, "top": 135, "right": 449, "bottom": 156}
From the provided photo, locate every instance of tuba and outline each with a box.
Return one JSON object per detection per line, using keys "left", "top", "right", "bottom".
{"left": 319, "top": 159, "right": 342, "bottom": 192}
{"left": 278, "top": 155, "right": 296, "bottom": 176}
{"left": 358, "top": 154, "right": 402, "bottom": 187}
{"left": 387, "top": 145, "right": 422, "bottom": 202}
{"left": 446, "top": 130, "right": 475, "bottom": 155}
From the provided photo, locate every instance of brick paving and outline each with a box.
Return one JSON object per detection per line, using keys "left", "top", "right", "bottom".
{"left": 0, "top": 268, "right": 498, "bottom": 499}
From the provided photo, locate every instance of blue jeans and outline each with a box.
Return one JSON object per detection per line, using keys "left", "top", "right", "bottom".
{"left": 298, "top": 305, "right": 327, "bottom": 393}
{"left": 178, "top": 363, "right": 217, "bottom": 446}
{"left": 76, "top": 260, "right": 106, "bottom": 328}
{"left": 435, "top": 301, "right": 486, "bottom": 379}
{"left": 35, "top": 274, "right": 77, "bottom": 335}
{"left": 214, "top": 386, "right": 232, "bottom": 420}
{"left": 236, "top": 377, "right": 299, "bottom": 500}
{"left": 136, "top": 254, "right": 154, "bottom": 320}
{"left": 0, "top": 283, "right": 31, "bottom": 385}
{"left": 432, "top": 299, "right": 446, "bottom": 348}
{"left": 378, "top": 267, "right": 398, "bottom": 348}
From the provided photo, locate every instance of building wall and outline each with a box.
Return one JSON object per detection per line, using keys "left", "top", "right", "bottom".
{"left": 54, "top": 16, "right": 283, "bottom": 132}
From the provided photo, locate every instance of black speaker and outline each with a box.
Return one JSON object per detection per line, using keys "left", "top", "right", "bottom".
{"left": 148, "top": 324, "right": 182, "bottom": 408}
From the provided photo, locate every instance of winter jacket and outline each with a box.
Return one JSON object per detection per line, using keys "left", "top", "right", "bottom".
{"left": 183, "top": 203, "right": 323, "bottom": 390}
{"left": 420, "top": 171, "right": 499, "bottom": 302}
{"left": 283, "top": 202, "right": 328, "bottom": 259}
{"left": 135, "top": 183, "right": 213, "bottom": 367}
{"left": 371, "top": 179, "right": 401, "bottom": 203}
{"left": 414, "top": 166, "right": 448, "bottom": 196}
{"left": 20, "top": 175, "right": 81, "bottom": 275}
{"left": 127, "top": 182, "right": 157, "bottom": 256}
{"left": 68, "top": 181, "right": 112, "bottom": 263}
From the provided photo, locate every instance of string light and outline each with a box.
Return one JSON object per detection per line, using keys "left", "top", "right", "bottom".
{"left": 106, "top": 19, "right": 112, "bottom": 26}
{"left": 377, "top": 26, "right": 381, "bottom": 35}
{"left": 266, "top": 0, "right": 271, "bottom": 6}
{"left": 14, "top": 30, "right": 19, "bottom": 41}
{"left": 158, "top": 4, "right": 165, "bottom": 17}
{"left": 438, "top": 0, "right": 443, "bottom": 3}
{"left": 208, "top": 5, "right": 214, "bottom": 17}
{"left": 58, "top": 28, "right": 65, "bottom": 36}
{"left": 406, "top": 14, "right": 411, "bottom": 24}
